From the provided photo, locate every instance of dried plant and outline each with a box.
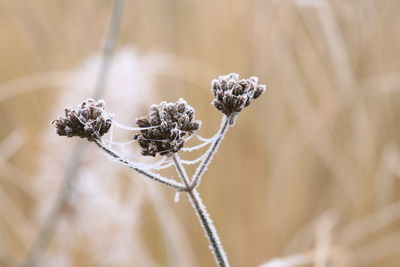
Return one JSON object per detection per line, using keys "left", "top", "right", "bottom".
{"left": 211, "top": 73, "right": 266, "bottom": 124}
{"left": 31, "top": 47, "right": 193, "bottom": 267}
{"left": 53, "top": 73, "right": 266, "bottom": 267}
{"left": 52, "top": 99, "right": 113, "bottom": 141}
{"left": 134, "top": 98, "right": 201, "bottom": 156}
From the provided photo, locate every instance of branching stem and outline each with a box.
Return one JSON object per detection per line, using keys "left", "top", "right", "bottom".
{"left": 190, "top": 115, "right": 231, "bottom": 189}
{"left": 172, "top": 154, "right": 230, "bottom": 267}
{"left": 95, "top": 139, "right": 186, "bottom": 191}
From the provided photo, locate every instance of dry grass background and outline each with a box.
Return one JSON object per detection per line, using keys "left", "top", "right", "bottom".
{"left": 1, "top": 0, "right": 400, "bottom": 266}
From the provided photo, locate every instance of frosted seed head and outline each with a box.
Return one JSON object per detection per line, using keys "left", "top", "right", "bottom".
{"left": 254, "top": 84, "right": 266, "bottom": 99}
{"left": 52, "top": 98, "right": 113, "bottom": 141}
{"left": 211, "top": 73, "right": 267, "bottom": 116}
{"left": 134, "top": 98, "right": 201, "bottom": 157}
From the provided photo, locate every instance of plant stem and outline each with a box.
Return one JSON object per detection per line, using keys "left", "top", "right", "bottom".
{"left": 95, "top": 139, "right": 186, "bottom": 191}
{"left": 172, "top": 154, "right": 191, "bottom": 188}
{"left": 190, "top": 115, "right": 230, "bottom": 189}
{"left": 172, "top": 155, "right": 230, "bottom": 267}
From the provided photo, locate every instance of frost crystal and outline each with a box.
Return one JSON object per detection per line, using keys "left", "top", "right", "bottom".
{"left": 211, "top": 73, "right": 266, "bottom": 116}
{"left": 174, "top": 192, "right": 181, "bottom": 202}
{"left": 52, "top": 99, "right": 112, "bottom": 141}
{"left": 134, "top": 98, "right": 201, "bottom": 157}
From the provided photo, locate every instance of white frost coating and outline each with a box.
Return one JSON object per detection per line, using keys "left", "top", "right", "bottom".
{"left": 154, "top": 161, "right": 174, "bottom": 170}
{"left": 113, "top": 121, "right": 160, "bottom": 131}
{"left": 100, "top": 146, "right": 141, "bottom": 167}
{"left": 183, "top": 133, "right": 195, "bottom": 142}
{"left": 171, "top": 154, "right": 229, "bottom": 267}
{"left": 133, "top": 157, "right": 167, "bottom": 170}
{"left": 106, "top": 119, "right": 203, "bottom": 152}
{"left": 181, "top": 138, "right": 216, "bottom": 152}
{"left": 104, "top": 138, "right": 136, "bottom": 147}
{"left": 104, "top": 152, "right": 146, "bottom": 169}
{"left": 189, "top": 189, "right": 230, "bottom": 267}
{"left": 196, "top": 133, "right": 220, "bottom": 143}
{"left": 181, "top": 154, "right": 207, "bottom": 165}
{"left": 103, "top": 151, "right": 190, "bottom": 171}
{"left": 115, "top": 117, "right": 202, "bottom": 133}
{"left": 96, "top": 140, "right": 185, "bottom": 191}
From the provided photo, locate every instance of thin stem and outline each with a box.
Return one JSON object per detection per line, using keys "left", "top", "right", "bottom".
{"left": 190, "top": 115, "right": 230, "bottom": 189}
{"left": 172, "top": 154, "right": 191, "bottom": 188}
{"left": 172, "top": 155, "right": 230, "bottom": 267}
{"left": 95, "top": 139, "right": 186, "bottom": 191}
{"left": 23, "top": 2, "right": 126, "bottom": 266}
{"left": 188, "top": 189, "right": 230, "bottom": 267}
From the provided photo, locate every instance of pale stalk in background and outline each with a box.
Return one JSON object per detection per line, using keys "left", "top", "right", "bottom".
{"left": 3, "top": 1, "right": 400, "bottom": 266}
{"left": 22, "top": 1, "right": 126, "bottom": 266}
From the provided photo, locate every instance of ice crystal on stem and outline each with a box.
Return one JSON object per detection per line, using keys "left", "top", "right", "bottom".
{"left": 134, "top": 98, "right": 201, "bottom": 157}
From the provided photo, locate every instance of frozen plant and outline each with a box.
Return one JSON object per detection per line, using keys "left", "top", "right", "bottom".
{"left": 53, "top": 73, "right": 267, "bottom": 267}
{"left": 134, "top": 98, "right": 201, "bottom": 157}
{"left": 53, "top": 99, "right": 112, "bottom": 141}
{"left": 211, "top": 73, "right": 266, "bottom": 125}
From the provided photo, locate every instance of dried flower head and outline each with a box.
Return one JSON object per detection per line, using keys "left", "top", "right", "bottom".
{"left": 134, "top": 98, "right": 201, "bottom": 157}
{"left": 52, "top": 99, "right": 112, "bottom": 141}
{"left": 211, "top": 73, "right": 266, "bottom": 117}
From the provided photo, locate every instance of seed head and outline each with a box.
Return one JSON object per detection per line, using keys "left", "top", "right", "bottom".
{"left": 211, "top": 73, "right": 266, "bottom": 117}
{"left": 134, "top": 98, "right": 201, "bottom": 157}
{"left": 52, "top": 99, "right": 112, "bottom": 141}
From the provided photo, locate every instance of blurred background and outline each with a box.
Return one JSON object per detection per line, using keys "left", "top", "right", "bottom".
{"left": 1, "top": 0, "right": 400, "bottom": 266}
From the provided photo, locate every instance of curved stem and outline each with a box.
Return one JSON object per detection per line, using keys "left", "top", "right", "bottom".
{"left": 95, "top": 139, "right": 186, "bottom": 191}
{"left": 172, "top": 155, "right": 230, "bottom": 267}
{"left": 190, "top": 115, "right": 230, "bottom": 189}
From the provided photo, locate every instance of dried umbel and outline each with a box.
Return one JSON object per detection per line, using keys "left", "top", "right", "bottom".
{"left": 52, "top": 72, "right": 267, "bottom": 267}
{"left": 52, "top": 99, "right": 112, "bottom": 141}
{"left": 211, "top": 73, "right": 266, "bottom": 117}
{"left": 134, "top": 98, "right": 201, "bottom": 157}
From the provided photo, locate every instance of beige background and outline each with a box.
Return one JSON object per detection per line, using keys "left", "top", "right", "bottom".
{"left": 1, "top": 0, "right": 400, "bottom": 266}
